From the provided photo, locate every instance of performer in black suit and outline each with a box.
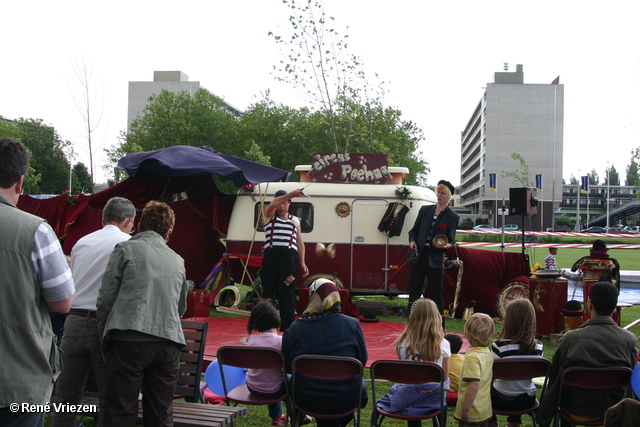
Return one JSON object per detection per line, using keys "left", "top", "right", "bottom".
{"left": 407, "top": 180, "right": 459, "bottom": 317}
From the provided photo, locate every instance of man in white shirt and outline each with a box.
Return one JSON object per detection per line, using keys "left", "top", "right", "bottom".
{"left": 51, "top": 197, "right": 136, "bottom": 427}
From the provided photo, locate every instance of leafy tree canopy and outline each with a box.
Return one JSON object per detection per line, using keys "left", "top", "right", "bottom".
{"left": 7, "top": 118, "right": 70, "bottom": 195}
{"left": 626, "top": 158, "right": 639, "bottom": 187}
{"left": 604, "top": 164, "right": 619, "bottom": 185}
{"left": 72, "top": 162, "right": 93, "bottom": 194}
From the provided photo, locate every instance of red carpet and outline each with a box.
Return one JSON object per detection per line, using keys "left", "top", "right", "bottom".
{"left": 190, "top": 316, "right": 469, "bottom": 367}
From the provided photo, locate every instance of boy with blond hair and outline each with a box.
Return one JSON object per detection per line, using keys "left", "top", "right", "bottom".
{"left": 455, "top": 313, "right": 495, "bottom": 426}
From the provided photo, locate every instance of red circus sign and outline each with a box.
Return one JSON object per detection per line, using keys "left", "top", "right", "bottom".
{"left": 305, "top": 153, "right": 391, "bottom": 184}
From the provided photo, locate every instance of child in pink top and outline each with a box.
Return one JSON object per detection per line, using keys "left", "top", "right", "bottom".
{"left": 246, "top": 299, "right": 288, "bottom": 426}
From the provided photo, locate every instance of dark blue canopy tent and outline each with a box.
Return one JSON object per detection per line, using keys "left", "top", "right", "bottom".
{"left": 118, "top": 145, "right": 292, "bottom": 185}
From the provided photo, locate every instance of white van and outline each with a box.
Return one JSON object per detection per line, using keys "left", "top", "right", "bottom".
{"left": 225, "top": 166, "right": 436, "bottom": 294}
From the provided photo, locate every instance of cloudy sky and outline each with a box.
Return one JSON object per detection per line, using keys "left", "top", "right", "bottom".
{"left": 3, "top": 0, "right": 639, "bottom": 186}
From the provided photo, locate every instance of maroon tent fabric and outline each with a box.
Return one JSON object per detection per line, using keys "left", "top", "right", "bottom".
{"left": 17, "top": 172, "right": 235, "bottom": 284}
{"left": 444, "top": 247, "right": 530, "bottom": 317}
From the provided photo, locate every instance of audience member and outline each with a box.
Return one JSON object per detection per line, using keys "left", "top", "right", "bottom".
{"left": 538, "top": 281, "right": 638, "bottom": 427}
{"left": 97, "top": 200, "right": 188, "bottom": 427}
{"left": 375, "top": 298, "right": 451, "bottom": 427}
{"left": 445, "top": 333, "right": 465, "bottom": 407}
{"left": 282, "top": 279, "right": 368, "bottom": 427}
{"left": 544, "top": 247, "right": 558, "bottom": 270}
{"left": 489, "top": 298, "right": 543, "bottom": 427}
{"left": 51, "top": 197, "right": 136, "bottom": 427}
{"left": 0, "top": 138, "right": 74, "bottom": 427}
{"left": 571, "top": 240, "right": 620, "bottom": 288}
{"left": 454, "top": 313, "right": 495, "bottom": 427}
{"left": 245, "top": 299, "right": 310, "bottom": 426}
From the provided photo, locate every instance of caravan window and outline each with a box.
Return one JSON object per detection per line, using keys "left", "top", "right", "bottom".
{"left": 254, "top": 202, "right": 314, "bottom": 233}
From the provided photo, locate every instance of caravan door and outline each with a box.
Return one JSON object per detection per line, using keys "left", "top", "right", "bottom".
{"left": 350, "top": 199, "right": 390, "bottom": 292}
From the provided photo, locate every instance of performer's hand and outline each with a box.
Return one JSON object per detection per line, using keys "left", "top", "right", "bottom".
{"left": 409, "top": 242, "right": 418, "bottom": 252}
{"left": 290, "top": 188, "right": 305, "bottom": 198}
{"left": 301, "top": 263, "right": 309, "bottom": 278}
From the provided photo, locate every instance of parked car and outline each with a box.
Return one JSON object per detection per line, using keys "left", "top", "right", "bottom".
{"left": 609, "top": 225, "right": 626, "bottom": 233}
{"left": 473, "top": 224, "right": 498, "bottom": 231}
{"left": 624, "top": 226, "right": 639, "bottom": 234}
{"left": 552, "top": 225, "right": 571, "bottom": 232}
{"left": 501, "top": 224, "right": 519, "bottom": 231}
{"left": 581, "top": 226, "right": 607, "bottom": 233}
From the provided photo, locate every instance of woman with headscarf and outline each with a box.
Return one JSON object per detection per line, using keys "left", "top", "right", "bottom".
{"left": 282, "top": 279, "right": 368, "bottom": 427}
{"left": 407, "top": 180, "right": 459, "bottom": 319}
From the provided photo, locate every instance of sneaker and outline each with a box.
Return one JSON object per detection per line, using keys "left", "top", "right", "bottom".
{"left": 271, "top": 415, "right": 289, "bottom": 426}
{"left": 300, "top": 415, "right": 312, "bottom": 425}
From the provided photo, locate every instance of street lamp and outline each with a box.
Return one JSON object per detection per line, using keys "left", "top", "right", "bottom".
{"left": 606, "top": 162, "right": 610, "bottom": 232}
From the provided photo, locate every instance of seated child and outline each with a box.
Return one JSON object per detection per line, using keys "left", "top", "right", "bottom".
{"left": 445, "top": 333, "right": 465, "bottom": 407}
{"left": 454, "top": 313, "right": 495, "bottom": 427}
{"left": 376, "top": 299, "right": 450, "bottom": 427}
{"left": 245, "top": 299, "right": 288, "bottom": 426}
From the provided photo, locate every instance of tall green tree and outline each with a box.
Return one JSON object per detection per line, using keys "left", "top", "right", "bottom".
{"left": 604, "top": 164, "right": 619, "bottom": 185}
{"left": 127, "top": 89, "right": 243, "bottom": 153}
{"left": 569, "top": 175, "right": 578, "bottom": 185}
{"left": 72, "top": 162, "right": 93, "bottom": 194}
{"left": 626, "top": 159, "right": 639, "bottom": 186}
{"left": 0, "top": 117, "right": 41, "bottom": 191}
{"left": 14, "top": 118, "right": 70, "bottom": 194}
{"left": 587, "top": 168, "right": 599, "bottom": 185}
{"left": 501, "top": 152, "right": 532, "bottom": 187}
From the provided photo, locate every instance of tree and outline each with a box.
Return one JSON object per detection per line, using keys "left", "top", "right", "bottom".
{"left": 238, "top": 92, "right": 427, "bottom": 184}
{"left": 72, "top": 162, "right": 93, "bottom": 194}
{"left": 14, "top": 118, "right": 70, "bottom": 194}
{"left": 69, "top": 57, "right": 104, "bottom": 187}
{"left": 104, "top": 89, "right": 244, "bottom": 181}
{"left": 604, "top": 164, "right": 619, "bottom": 185}
{"left": 0, "top": 117, "right": 41, "bottom": 191}
{"left": 626, "top": 158, "right": 639, "bottom": 186}
{"left": 126, "top": 89, "right": 243, "bottom": 153}
{"left": 569, "top": 175, "right": 578, "bottom": 185}
{"left": 587, "top": 169, "right": 599, "bottom": 185}
{"left": 501, "top": 153, "right": 532, "bottom": 187}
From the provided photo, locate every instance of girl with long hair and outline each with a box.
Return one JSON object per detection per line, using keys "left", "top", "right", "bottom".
{"left": 376, "top": 299, "right": 451, "bottom": 427}
{"left": 490, "top": 298, "right": 544, "bottom": 427}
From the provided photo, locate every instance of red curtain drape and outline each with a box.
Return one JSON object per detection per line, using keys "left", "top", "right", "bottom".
{"left": 17, "top": 172, "right": 236, "bottom": 284}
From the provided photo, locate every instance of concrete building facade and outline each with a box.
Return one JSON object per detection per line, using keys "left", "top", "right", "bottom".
{"left": 459, "top": 64, "right": 564, "bottom": 231}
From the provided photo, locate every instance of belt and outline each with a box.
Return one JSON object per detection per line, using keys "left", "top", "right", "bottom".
{"left": 68, "top": 308, "right": 97, "bottom": 318}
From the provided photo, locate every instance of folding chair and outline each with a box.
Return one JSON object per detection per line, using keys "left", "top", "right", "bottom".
{"left": 217, "top": 345, "right": 291, "bottom": 426}
{"left": 491, "top": 357, "right": 551, "bottom": 427}
{"left": 175, "top": 319, "right": 208, "bottom": 403}
{"left": 553, "top": 366, "right": 633, "bottom": 427}
{"left": 291, "top": 355, "right": 364, "bottom": 427}
{"left": 370, "top": 359, "right": 445, "bottom": 427}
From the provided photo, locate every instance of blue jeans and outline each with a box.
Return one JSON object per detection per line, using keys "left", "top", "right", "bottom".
{"left": 247, "top": 381, "right": 287, "bottom": 418}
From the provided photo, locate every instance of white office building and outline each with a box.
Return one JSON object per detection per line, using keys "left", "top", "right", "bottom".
{"left": 459, "top": 64, "right": 564, "bottom": 231}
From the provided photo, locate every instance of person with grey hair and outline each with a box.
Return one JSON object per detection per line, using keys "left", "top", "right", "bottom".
{"left": 51, "top": 197, "right": 136, "bottom": 427}
{"left": 0, "top": 138, "right": 74, "bottom": 427}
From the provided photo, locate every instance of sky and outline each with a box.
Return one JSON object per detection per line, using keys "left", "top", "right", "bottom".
{"left": 3, "top": 0, "right": 639, "bottom": 186}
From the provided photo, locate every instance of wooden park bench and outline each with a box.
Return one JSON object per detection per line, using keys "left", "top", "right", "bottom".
{"left": 77, "top": 320, "right": 247, "bottom": 426}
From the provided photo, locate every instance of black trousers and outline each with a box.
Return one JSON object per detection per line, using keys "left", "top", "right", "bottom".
{"left": 408, "top": 250, "right": 444, "bottom": 315}
{"left": 104, "top": 340, "right": 180, "bottom": 427}
{"left": 261, "top": 247, "right": 298, "bottom": 331}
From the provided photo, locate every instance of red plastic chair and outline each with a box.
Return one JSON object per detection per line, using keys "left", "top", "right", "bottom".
{"left": 217, "top": 345, "right": 291, "bottom": 426}
{"left": 291, "top": 355, "right": 364, "bottom": 427}
{"left": 370, "top": 359, "right": 445, "bottom": 427}
{"left": 553, "top": 366, "right": 633, "bottom": 427}
{"left": 491, "top": 357, "right": 551, "bottom": 427}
